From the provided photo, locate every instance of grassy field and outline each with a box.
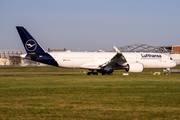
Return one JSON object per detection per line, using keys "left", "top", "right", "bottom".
{"left": 0, "top": 66, "right": 180, "bottom": 120}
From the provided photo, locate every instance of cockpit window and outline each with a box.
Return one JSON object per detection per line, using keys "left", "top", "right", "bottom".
{"left": 170, "top": 57, "right": 173, "bottom": 60}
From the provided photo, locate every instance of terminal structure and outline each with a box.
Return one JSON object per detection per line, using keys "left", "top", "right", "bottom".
{"left": 106, "top": 43, "right": 180, "bottom": 53}
{"left": 105, "top": 43, "right": 180, "bottom": 65}
{"left": 0, "top": 50, "right": 36, "bottom": 66}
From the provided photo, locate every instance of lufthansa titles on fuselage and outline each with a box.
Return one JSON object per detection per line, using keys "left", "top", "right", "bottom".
{"left": 141, "top": 54, "right": 162, "bottom": 59}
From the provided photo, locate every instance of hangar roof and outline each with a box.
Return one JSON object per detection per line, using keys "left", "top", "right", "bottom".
{"left": 105, "top": 43, "right": 179, "bottom": 53}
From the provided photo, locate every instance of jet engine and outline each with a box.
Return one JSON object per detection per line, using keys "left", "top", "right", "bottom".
{"left": 126, "top": 63, "right": 144, "bottom": 73}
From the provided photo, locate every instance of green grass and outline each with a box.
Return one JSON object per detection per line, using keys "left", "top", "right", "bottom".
{"left": 0, "top": 66, "right": 180, "bottom": 119}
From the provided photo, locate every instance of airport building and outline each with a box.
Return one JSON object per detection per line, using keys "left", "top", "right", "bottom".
{"left": 160, "top": 45, "right": 180, "bottom": 65}
{"left": 0, "top": 50, "right": 36, "bottom": 66}
{"left": 48, "top": 48, "right": 68, "bottom": 52}
{"left": 105, "top": 43, "right": 180, "bottom": 65}
{"left": 0, "top": 50, "right": 23, "bottom": 66}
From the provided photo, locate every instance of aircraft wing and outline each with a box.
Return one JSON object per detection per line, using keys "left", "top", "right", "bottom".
{"left": 101, "top": 46, "right": 127, "bottom": 70}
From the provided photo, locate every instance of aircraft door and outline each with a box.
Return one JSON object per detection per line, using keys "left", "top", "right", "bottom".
{"left": 52, "top": 54, "right": 60, "bottom": 66}
{"left": 91, "top": 55, "right": 95, "bottom": 62}
{"left": 54, "top": 54, "right": 58, "bottom": 62}
{"left": 163, "top": 55, "right": 167, "bottom": 63}
{"left": 136, "top": 54, "right": 139, "bottom": 62}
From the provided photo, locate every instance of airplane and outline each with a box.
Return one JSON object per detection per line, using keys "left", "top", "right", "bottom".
{"left": 16, "top": 26, "right": 176, "bottom": 75}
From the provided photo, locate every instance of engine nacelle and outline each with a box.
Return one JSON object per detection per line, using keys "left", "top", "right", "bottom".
{"left": 126, "top": 63, "right": 144, "bottom": 73}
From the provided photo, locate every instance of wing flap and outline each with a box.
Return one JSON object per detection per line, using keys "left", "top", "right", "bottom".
{"left": 101, "top": 46, "right": 127, "bottom": 70}
{"left": 111, "top": 46, "right": 127, "bottom": 63}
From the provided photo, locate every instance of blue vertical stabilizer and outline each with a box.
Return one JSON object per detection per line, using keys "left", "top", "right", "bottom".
{"left": 16, "top": 26, "right": 45, "bottom": 53}
{"left": 16, "top": 26, "right": 58, "bottom": 67}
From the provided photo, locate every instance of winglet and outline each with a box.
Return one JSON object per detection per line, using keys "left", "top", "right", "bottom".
{"left": 113, "top": 46, "right": 121, "bottom": 54}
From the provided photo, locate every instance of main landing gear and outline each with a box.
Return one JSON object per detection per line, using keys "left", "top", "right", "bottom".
{"left": 87, "top": 70, "right": 113, "bottom": 75}
{"left": 99, "top": 69, "right": 113, "bottom": 75}
{"left": 101, "top": 72, "right": 113, "bottom": 75}
{"left": 87, "top": 71, "right": 98, "bottom": 75}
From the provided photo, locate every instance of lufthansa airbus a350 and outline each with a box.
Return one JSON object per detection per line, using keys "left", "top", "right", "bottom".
{"left": 16, "top": 26, "right": 176, "bottom": 75}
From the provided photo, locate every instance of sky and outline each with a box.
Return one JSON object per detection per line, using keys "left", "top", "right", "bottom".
{"left": 1, "top": 0, "right": 180, "bottom": 52}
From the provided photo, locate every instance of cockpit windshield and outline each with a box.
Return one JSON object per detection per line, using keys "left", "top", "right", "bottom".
{"left": 170, "top": 57, "right": 173, "bottom": 60}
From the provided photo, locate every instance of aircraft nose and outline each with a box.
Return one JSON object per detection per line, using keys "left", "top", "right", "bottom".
{"left": 172, "top": 61, "right": 177, "bottom": 67}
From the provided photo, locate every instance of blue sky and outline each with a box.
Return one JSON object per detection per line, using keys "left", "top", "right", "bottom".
{"left": 1, "top": 0, "right": 180, "bottom": 51}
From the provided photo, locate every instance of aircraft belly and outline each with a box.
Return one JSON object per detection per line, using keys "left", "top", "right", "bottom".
{"left": 145, "top": 61, "right": 157, "bottom": 68}
{"left": 80, "top": 63, "right": 100, "bottom": 69}
{"left": 73, "top": 59, "right": 90, "bottom": 68}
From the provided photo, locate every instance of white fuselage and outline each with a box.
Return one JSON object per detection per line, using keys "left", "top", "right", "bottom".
{"left": 48, "top": 52, "right": 176, "bottom": 69}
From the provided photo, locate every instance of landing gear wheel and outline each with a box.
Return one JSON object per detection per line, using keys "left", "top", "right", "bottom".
{"left": 87, "top": 72, "right": 92, "bottom": 75}
{"left": 109, "top": 72, "right": 113, "bottom": 75}
{"left": 102, "top": 72, "right": 105, "bottom": 75}
{"left": 102, "top": 72, "right": 113, "bottom": 75}
{"left": 87, "top": 72, "right": 98, "bottom": 75}
{"left": 94, "top": 72, "right": 98, "bottom": 75}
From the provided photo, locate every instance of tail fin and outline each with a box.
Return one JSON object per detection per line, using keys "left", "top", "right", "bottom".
{"left": 16, "top": 26, "right": 45, "bottom": 53}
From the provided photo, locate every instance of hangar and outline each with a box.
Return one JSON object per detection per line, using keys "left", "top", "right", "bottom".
{"left": 105, "top": 43, "right": 180, "bottom": 65}
{"left": 105, "top": 43, "right": 179, "bottom": 53}
{"left": 158, "top": 45, "right": 180, "bottom": 65}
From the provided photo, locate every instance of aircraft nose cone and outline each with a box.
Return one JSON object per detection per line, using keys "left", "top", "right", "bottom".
{"left": 173, "top": 61, "right": 177, "bottom": 67}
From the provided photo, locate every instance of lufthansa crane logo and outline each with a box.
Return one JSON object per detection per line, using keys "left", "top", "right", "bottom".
{"left": 25, "top": 39, "right": 37, "bottom": 51}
